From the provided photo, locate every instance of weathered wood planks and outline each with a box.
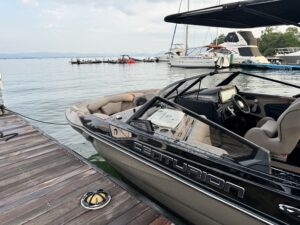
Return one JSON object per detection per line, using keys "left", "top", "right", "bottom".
{"left": 0, "top": 113, "right": 174, "bottom": 225}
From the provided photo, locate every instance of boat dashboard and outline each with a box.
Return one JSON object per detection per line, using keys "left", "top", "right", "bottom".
{"left": 176, "top": 85, "right": 240, "bottom": 118}
{"left": 174, "top": 85, "right": 255, "bottom": 136}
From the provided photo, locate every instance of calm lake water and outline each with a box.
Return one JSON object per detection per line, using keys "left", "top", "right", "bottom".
{"left": 1, "top": 58, "right": 300, "bottom": 158}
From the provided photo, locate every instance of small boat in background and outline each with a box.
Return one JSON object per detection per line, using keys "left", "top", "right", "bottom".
{"left": 222, "top": 31, "right": 300, "bottom": 70}
{"left": 156, "top": 44, "right": 185, "bottom": 62}
{"left": 169, "top": 45, "right": 231, "bottom": 68}
{"left": 275, "top": 47, "right": 300, "bottom": 65}
{"left": 117, "top": 55, "right": 136, "bottom": 64}
{"left": 222, "top": 31, "right": 269, "bottom": 66}
{"left": 70, "top": 58, "right": 103, "bottom": 64}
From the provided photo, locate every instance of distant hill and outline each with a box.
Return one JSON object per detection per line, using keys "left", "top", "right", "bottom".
{"left": 0, "top": 52, "right": 154, "bottom": 59}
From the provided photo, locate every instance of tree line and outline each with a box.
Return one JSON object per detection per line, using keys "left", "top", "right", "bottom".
{"left": 212, "top": 27, "right": 300, "bottom": 56}
{"left": 258, "top": 27, "right": 300, "bottom": 56}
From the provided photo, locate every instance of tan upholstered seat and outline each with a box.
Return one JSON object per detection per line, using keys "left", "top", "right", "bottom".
{"left": 245, "top": 98, "right": 300, "bottom": 159}
{"left": 187, "top": 119, "right": 228, "bottom": 156}
{"left": 88, "top": 94, "right": 135, "bottom": 114}
{"left": 187, "top": 120, "right": 212, "bottom": 146}
{"left": 87, "top": 91, "right": 157, "bottom": 116}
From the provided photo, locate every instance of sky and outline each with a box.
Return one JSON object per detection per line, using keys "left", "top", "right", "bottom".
{"left": 0, "top": 0, "right": 265, "bottom": 54}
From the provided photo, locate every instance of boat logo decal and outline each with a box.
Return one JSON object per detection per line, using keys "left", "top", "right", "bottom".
{"left": 110, "top": 125, "right": 132, "bottom": 138}
{"left": 133, "top": 141, "right": 245, "bottom": 199}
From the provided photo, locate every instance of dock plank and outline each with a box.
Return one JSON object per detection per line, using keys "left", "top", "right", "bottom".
{"left": 107, "top": 203, "right": 150, "bottom": 225}
{"left": 0, "top": 149, "right": 67, "bottom": 179}
{"left": 150, "top": 216, "right": 174, "bottom": 225}
{"left": 1, "top": 170, "right": 102, "bottom": 225}
{"left": 0, "top": 144, "right": 60, "bottom": 167}
{"left": 17, "top": 177, "right": 112, "bottom": 225}
{"left": 0, "top": 154, "right": 73, "bottom": 187}
{"left": 0, "top": 163, "right": 89, "bottom": 205}
{"left": 0, "top": 140, "right": 55, "bottom": 159}
{"left": 127, "top": 207, "right": 160, "bottom": 225}
{"left": 0, "top": 113, "right": 174, "bottom": 225}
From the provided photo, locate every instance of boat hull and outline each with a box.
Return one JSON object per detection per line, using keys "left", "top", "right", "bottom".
{"left": 240, "top": 62, "right": 300, "bottom": 70}
{"left": 277, "top": 55, "right": 300, "bottom": 65}
{"left": 92, "top": 137, "right": 267, "bottom": 225}
{"left": 169, "top": 57, "right": 217, "bottom": 68}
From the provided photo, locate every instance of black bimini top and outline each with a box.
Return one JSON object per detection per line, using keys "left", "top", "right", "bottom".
{"left": 164, "top": 0, "right": 300, "bottom": 28}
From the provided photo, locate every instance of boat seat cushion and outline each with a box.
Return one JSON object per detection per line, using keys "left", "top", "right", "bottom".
{"left": 260, "top": 120, "right": 277, "bottom": 138}
{"left": 101, "top": 102, "right": 123, "bottom": 115}
{"left": 256, "top": 117, "right": 275, "bottom": 128}
{"left": 88, "top": 93, "right": 135, "bottom": 113}
{"left": 187, "top": 120, "right": 212, "bottom": 146}
{"left": 187, "top": 119, "right": 228, "bottom": 156}
{"left": 245, "top": 98, "right": 300, "bottom": 156}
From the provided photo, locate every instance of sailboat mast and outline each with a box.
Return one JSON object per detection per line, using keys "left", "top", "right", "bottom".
{"left": 215, "top": 0, "right": 221, "bottom": 45}
{"left": 185, "top": 0, "right": 190, "bottom": 56}
{"left": 170, "top": 0, "right": 183, "bottom": 51}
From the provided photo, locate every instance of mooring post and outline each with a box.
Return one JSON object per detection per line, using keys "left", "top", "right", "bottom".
{"left": 0, "top": 73, "right": 4, "bottom": 115}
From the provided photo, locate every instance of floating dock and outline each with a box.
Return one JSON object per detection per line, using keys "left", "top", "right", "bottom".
{"left": 240, "top": 62, "right": 300, "bottom": 70}
{"left": 0, "top": 112, "right": 175, "bottom": 225}
{"left": 70, "top": 57, "right": 159, "bottom": 65}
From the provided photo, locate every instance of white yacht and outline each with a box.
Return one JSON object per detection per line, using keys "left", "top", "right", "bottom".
{"left": 275, "top": 47, "right": 300, "bottom": 65}
{"left": 157, "top": 44, "right": 185, "bottom": 62}
{"left": 169, "top": 45, "right": 231, "bottom": 68}
{"left": 222, "top": 31, "right": 269, "bottom": 66}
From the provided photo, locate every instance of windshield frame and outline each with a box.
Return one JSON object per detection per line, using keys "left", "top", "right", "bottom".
{"left": 159, "top": 71, "right": 300, "bottom": 100}
{"left": 127, "top": 95, "right": 265, "bottom": 162}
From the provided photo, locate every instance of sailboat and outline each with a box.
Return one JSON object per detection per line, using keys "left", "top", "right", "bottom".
{"left": 156, "top": 44, "right": 185, "bottom": 62}
{"left": 169, "top": 0, "right": 231, "bottom": 68}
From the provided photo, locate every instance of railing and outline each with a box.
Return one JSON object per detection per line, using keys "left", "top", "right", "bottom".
{"left": 275, "top": 47, "right": 300, "bottom": 55}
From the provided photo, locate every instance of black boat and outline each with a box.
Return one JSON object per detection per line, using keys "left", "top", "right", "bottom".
{"left": 67, "top": 1, "right": 300, "bottom": 224}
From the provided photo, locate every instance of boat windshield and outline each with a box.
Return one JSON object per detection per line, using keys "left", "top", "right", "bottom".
{"left": 159, "top": 71, "right": 300, "bottom": 99}
{"left": 238, "top": 47, "right": 262, "bottom": 57}
{"left": 159, "top": 72, "right": 233, "bottom": 99}
{"left": 159, "top": 75, "right": 204, "bottom": 99}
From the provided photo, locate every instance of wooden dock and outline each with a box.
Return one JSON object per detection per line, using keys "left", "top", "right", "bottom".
{"left": 0, "top": 112, "right": 175, "bottom": 225}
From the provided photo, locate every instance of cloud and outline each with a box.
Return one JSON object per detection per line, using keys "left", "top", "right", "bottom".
{"left": 6, "top": 0, "right": 252, "bottom": 53}
{"left": 42, "top": 23, "right": 58, "bottom": 29}
{"left": 43, "top": 9, "right": 65, "bottom": 20}
{"left": 21, "top": 0, "right": 39, "bottom": 6}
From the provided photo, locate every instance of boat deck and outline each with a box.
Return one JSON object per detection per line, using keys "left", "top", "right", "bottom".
{"left": 0, "top": 112, "right": 174, "bottom": 225}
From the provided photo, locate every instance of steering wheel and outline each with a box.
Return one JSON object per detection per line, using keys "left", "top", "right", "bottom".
{"left": 231, "top": 94, "right": 250, "bottom": 114}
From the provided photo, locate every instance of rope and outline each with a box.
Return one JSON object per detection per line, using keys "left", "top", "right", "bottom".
{"left": 0, "top": 132, "right": 18, "bottom": 142}
{"left": 4, "top": 107, "right": 69, "bottom": 126}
